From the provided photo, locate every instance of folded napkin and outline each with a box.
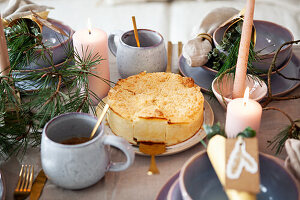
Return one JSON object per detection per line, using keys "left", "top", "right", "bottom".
{"left": 182, "top": 7, "right": 239, "bottom": 67}
{"left": 1, "top": 0, "right": 53, "bottom": 21}
{"left": 99, "top": 0, "right": 172, "bottom": 5}
{"left": 285, "top": 139, "right": 300, "bottom": 181}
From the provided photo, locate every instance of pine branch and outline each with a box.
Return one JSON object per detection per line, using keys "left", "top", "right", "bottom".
{"left": 208, "top": 20, "right": 261, "bottom": 77}
{"left": 0, "top": 19, "right": 115, "bottom": 159}
{"left": 262, "top": 40, "right": 300, "bottom": 108}
{"left": 5, "top": 19, "right": 42, "bottom": 70}
{"left": 264, "top": 107, "right": 300, "bottom": 154}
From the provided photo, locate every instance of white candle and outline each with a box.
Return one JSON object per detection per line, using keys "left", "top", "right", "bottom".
{"left": 73, "top": 19, "right": 110, "bottom": 105}
{"left": 225, "top": 87, "right": 262, "bottom": 138}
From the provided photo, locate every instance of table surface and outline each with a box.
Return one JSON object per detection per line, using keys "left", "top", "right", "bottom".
{"left": 1, "top": 44, "right": 300, "bottom": 200}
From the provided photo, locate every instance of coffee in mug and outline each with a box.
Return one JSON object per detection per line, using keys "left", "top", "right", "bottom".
{"left": 60, "top": 137, "right": 90, "bottom": 145}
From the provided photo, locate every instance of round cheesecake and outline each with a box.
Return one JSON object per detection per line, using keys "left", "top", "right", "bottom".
{"left": 107, "top": 72, "right": 204, "bottom": 146}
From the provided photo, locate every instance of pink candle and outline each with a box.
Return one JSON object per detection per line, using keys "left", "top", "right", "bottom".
{"left": 232, "top": 0, "right": 255, "bottom": 98}
{"left": 225, "top": 87, "right": 262, "bottom": 138}
{"left": 0, "top": 17, "right": 10, "bottom": 76}
{"left": 73, "top": 20, "right": 110, "bottom": 105}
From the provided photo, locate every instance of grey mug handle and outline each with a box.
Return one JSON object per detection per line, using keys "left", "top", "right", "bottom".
{"left": 103, "top": 135, "right": 135, "bottom": 172}
{"left": 108, "top": 30, "right": 123, "bottom": 57}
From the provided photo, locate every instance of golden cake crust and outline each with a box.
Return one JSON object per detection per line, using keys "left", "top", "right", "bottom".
{"left": 107, "top": 72, "right": 204, "bottom": 146}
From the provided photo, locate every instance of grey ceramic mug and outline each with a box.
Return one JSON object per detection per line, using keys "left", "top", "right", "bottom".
{"left": 108, "top": 29, "right": 167, "bottom": 78}
{"left": 41, "top": 112, "right": 135, "bottom": 190}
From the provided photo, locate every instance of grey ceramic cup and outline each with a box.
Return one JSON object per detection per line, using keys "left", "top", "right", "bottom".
{"left": 41, "top": 112, "right": 135, "bottom": 190}
{"left": 108, "top": 29, "right": 167, "bottom": 78}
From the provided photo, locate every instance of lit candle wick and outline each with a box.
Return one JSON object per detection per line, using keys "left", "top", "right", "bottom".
{"left": 87, "top": 18, "right": 92, "bottom": 35}
{"left": 243, "top": 87, "right": 250, "bottom": 106}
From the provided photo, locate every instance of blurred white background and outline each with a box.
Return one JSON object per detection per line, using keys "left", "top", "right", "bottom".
{"left": 1, "top": 0, "right": 299, "bottom": 43}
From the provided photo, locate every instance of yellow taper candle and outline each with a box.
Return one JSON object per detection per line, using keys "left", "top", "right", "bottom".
{"left": 232, "top": 0, "right": 255, "bottom": 98}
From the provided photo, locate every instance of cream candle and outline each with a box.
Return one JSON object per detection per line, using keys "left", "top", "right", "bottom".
{"left": 225, "top": 87, "right": 262, "bottom": 138}
{"left": 73, "top": 19, "right": 110, "bottom": 105}
{"left": 0, "top": 17, "right": 10, "bottom": 76}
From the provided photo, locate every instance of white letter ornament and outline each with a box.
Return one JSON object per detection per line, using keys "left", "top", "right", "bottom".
{"left": 226, "top": 137, "right": 258, "bottom": 179}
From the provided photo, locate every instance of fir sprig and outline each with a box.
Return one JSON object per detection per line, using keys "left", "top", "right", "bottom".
{"left": 5, "top": 19, "right": 43, "bottom": 70}
{"left": 207, "top": 20, "right": 262, "bottom": 77}
{"left": 0, "top": 18, "right": 113, "bottom": 160}
{"left": 267, "top": 120, "right": 300, "bottom": 155}
{"left": 203, "top": 123, "right": 256, "bottom": 141}
{"left": 264, "top": 107, "right": 300, "bottom": 154}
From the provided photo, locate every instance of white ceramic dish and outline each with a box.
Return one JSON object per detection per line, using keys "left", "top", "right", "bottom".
{"left": 96, "top": 100, "right": 214, "bottom": 156}
{"left": 212, "top": 73, "right": 267, "bottom": 109}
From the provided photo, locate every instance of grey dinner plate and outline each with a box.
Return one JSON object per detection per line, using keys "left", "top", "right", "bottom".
{"left": 12, "top": 60, "right": 74, "bottom": 92}
{"left": 179, "top": 54, "right": 300, "bottom": 96}
{"left": 168, "top": 180, "right": 183, "bottom": 200}
{"left": 180, "top": 152, "right": 299, "bottom": 200}
{"left": 157, "top": 153, "right": 297, "bottom": 200}
{"left": 156, "top": 172, "right": 179, "bottom": 200}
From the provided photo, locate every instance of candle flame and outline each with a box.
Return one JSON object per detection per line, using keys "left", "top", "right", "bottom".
{"left": 87, "top": 18, "right": 92, "bottom": 35}
{"left": 243, "top": 87, "right": 250, "bottom": 106}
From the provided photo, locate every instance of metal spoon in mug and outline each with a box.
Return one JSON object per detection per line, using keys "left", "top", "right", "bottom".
{"left": 90, "top": 104, "right": 110, "bottom": 139}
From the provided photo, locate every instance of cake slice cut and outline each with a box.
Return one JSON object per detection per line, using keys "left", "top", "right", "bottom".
{"left": 133, "top": 105, "right": 168, "bottom": 143}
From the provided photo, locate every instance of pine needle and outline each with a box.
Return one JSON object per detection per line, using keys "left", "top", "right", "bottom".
{"left": 0, "top": 18, "right": 115, "bottom": 159}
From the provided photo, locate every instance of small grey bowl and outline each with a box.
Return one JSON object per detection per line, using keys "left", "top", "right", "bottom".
{"left": 213, "top": 20, "right": 294, "bottom": 72}
{"left": 22, "top": 19, "right": 74, "bottom": 70}
{"left": 179, "top": 151, "right": 299, "bottom": 200}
